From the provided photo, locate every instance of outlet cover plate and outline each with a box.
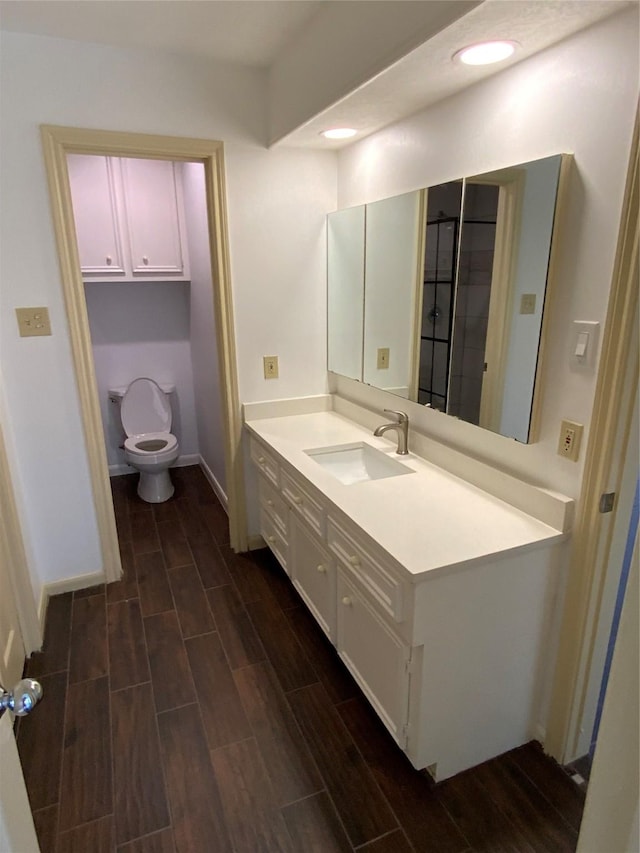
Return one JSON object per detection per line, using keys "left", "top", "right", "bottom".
{"left": 16, "top": 307, "right": 52, "bottom": 337}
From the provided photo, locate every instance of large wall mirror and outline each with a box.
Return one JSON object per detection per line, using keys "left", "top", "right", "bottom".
{"left": 327, "top": 153, "right": 571, "bottom": 443}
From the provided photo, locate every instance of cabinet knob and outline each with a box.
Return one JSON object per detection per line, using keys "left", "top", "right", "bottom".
{"left": 266, "top": 499, "right": 273, "bottom": 507}
{"left": 316, "top": 564, "right": 326, "bottom": 573}
{"left": 258, "top": 456, "right": 265, "bottom": 464}
{"left": 348, "top": 555, "right": 360, "bottom": 567}
{"left": 106, "top": 255, "right": 112, "bottom": 265}
{"left": 142, "top": 256, "right": 149, "bottom": 265}
{"left": 267, "top": 535, "right": 276, "bottom": 545}
{"left": 293, "top": 496, "right": 302, "bottom": 505}
{"left": 341, "top": 596, "right": 352, "bottom": 606}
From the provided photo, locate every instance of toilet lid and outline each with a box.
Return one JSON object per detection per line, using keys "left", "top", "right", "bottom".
{"left": 121, "top": 378, "right": 172, "bottom": 437}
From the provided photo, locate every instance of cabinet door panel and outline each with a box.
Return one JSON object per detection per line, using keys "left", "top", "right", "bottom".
{"left": 337, "top": 574, "right": 410, "bottom": 745}
{"left": 67, "top": 154, "right": 125, "bottom": 275}
{"left": 121, "top": 159, "right": 185, "bottom": 274}
{"left": 290, "top": 515, "right": 335, "bottom": 640}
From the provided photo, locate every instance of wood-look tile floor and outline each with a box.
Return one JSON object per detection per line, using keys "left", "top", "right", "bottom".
{"left": 18, "top": 465, "right": 585, "bottom": 853}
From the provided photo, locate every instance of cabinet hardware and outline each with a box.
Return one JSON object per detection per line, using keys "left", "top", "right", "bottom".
{"left": 348, "top": 555, "right": 360, "bottom": 567}
{"left": 106, "top": 255, "right": 112, "bottom": 265}
{"left": 267, "top": 535, "right": 276, "bottom": 544}
{"left": 316, "top": 564, "right": 326, "bottom": 573}
{"left": 258, "top": 456, "right": 265, "bottom": 464}
{"left": 341, "top": 596, "right": 352, "bottom": 606}
{"left": 266, "top": 499, "right": 273, "bottom": 506}
{"left": 142, "top": 255, "right": 149, "bottom": 265}
{"left": 293, "top": 495, "right": 303, "bottom": 505}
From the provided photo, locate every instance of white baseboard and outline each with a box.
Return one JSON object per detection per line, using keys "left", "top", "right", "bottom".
{"left": 37, "top": 571, "right": 106, "bottom": 637}
{"left": 247, "top": 534, "right": 266, "bottom": 551}
{"left": 199, "top": 456, "right": 228, "bottom": 511}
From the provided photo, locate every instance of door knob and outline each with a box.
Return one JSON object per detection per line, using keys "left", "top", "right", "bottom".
{"left": 0, "top": 678, "right": 43, "bottom": 717}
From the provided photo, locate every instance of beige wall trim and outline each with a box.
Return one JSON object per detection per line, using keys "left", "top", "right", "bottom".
{"left": 545, "top": 113, "right": 639, "bottom": 761}
{"left": 0, "top": 417, "right": 42, "bottom": 654}
{"left": 40, "top": 126, "right": 248, "bottom": 588}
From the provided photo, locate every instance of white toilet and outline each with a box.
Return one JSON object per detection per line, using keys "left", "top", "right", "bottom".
{"left": 114, "top": 378, "right": 180, "bottom": 503}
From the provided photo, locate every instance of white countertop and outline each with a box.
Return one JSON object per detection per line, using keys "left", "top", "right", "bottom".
{"left": 245, "top": 410, "right": 567, "bottom": 581}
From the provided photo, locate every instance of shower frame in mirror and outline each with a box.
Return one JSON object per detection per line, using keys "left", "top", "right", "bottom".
{"left": 326, "top": 153, "right": 573, "bottom": 444}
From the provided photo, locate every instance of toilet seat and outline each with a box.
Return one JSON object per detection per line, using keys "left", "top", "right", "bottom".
{"left": 124, "top": 431, "right": 178, "bottom": 457}
{"left": 121, "top": 377, "right": 172, "bottom": 437}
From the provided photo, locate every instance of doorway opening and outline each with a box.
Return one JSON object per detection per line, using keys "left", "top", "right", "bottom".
{"left": 41, "top": 126, "right": 247, "bottom": 584}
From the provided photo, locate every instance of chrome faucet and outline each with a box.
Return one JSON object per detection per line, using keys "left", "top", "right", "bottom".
{"left": 373, "top": 409, "right": 409, "bottom": 455}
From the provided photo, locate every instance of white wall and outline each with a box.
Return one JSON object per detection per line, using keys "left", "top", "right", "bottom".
{"left": 335, "top": 8, "right": 639, "bottom": 501}
{"left": 0, "top": 31, "right": 335, "bottom": 592}
{"left": 181, "top": 162, "right": 227, "bottom": 496}
{"left": 85, "top": 281, "right": 199, "bottom": 472}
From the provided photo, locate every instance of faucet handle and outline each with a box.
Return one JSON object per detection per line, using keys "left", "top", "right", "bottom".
{"left": 383, "top": 409, "right": 408, "bottom": 423}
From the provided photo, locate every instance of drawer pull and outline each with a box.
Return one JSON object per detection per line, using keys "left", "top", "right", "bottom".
{"left": 293, "top": 496, "right": 303, "bottom": 505}
{"left": 316, "top": 564, "right": 326, "bottom": 574}
{"left": 266, "top": 499, "right": 274, "bottom": 507}
{"left": 258, "top": 456, "right": 266, "bottom": 464}
{"left": 341, "top": 596, "right": 352, "bottom": 606}
{"left": 348, "top": 555, "right": 361, "bottom": 567}
{"left": 267, "top": 535, "right": 276, "bottom": 545}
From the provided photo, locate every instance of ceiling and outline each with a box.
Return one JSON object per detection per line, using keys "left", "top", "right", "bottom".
{"left": 0, "top": 0, "right": 633, "bottom": 148}
{"left": 0, "top": 0, "right": 324, "bottom": 67}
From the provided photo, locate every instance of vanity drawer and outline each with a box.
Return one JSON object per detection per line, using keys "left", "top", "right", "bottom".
{"left": 250, "top": 437, "right": 279, "bottom": 488}
{"left": 258, "top": 476, "right": 288, "bottom": 538}
{"left": 281, "top": 468, "right": 325, "bottom": 538}
{"left": 328, "top": 518, "right": 405, "bottom": 624}
{"left": 260, "top": 508, "right": 289, "bottom": 575}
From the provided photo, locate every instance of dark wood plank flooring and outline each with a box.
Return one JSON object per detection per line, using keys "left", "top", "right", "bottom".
{"left": 18, "top": 465, "right": 585, "bottom": 852}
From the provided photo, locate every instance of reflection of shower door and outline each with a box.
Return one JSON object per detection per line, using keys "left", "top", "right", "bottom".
{"left": 418, "top": 216, "right": 458, "bottom": 411}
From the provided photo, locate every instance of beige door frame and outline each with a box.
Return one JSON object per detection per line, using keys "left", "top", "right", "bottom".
{"left": 40, "top": 125, "right": 247, "bottom": 584}
{"left": 546, "top": 111, "right": 638, "bottom": 762}
{"left": 0, "top": 405, "right": 42, "bottom": 656}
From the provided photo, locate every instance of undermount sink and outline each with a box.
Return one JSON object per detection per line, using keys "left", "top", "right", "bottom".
{"left": 305, "top": 441, "right": 414, "bottom": 486}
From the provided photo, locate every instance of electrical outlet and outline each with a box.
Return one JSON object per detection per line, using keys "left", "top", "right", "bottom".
{"left": 263, "top": 355, "right": 279, "bottom": 379}
{"left": 520, "top": 294, "right": 536, "bottom": 315}
{"left": 557, "top": 419, "right": 583, "bottom": 461}
{"left": 15, "top": 307, "right": 52, "bottom": 337}
{"left": 377, "top": 347, "right": 390, "bottom": 370}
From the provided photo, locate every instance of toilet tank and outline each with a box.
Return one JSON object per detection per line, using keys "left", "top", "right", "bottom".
{"left": 108, "top": 383, "right": 176, "bottom": 405}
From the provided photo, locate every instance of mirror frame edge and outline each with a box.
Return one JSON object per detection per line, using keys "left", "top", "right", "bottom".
{"left": 527, "top": 152, "right": 574, "bottom": 443}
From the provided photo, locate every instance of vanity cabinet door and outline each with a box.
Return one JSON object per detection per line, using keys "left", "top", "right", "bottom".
{"left": 121, "top": 158, "right": 187, "bottom": 276}
{"left": 290, "top": 514, "right": 335, "bottom": 641}
{"left": 67, "top": 154, "right": 126, "bottom": 275}
{"left": 337, "top": 573, "right": 411, "bottom": 747}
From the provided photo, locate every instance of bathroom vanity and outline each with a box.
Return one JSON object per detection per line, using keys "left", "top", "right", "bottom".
{"left": 245, "top": 398, "right": 573, "bottom": 781}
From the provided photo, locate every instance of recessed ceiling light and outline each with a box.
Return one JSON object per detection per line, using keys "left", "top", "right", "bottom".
{"left": 321, "top": 128, "right": 357, "bottom": 140}
{"left": 454, "top": 40, "right": 518, "bottom": 66}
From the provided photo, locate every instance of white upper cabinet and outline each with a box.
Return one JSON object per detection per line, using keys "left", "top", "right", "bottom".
{"left": 67, "top": 154, "right": 125, "bottom": 275}
{"left": 67, "top": 154, "right": 190, "bottom": 281}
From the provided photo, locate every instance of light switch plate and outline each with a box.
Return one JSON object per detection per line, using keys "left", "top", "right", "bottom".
{"left": 16, "top": 307, "right": 52, "bottom": 337}
{"left": 572, "top": 320, "right": 600, "bottom": 367}
{"left": 263, "top": 355, "right": 279, "bottom": 379}
{"left": 377, "top": 347, "right": 390, "bottom": 370}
